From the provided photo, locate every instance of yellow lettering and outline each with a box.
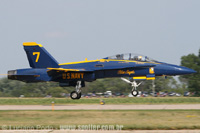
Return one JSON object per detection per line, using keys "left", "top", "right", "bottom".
{"left": 71, "top": 73, "right": 75, "bottom": 79}
{"left": 67, "top": 73, "right": 70, "bottom": 79}
{"left": 62, "top": 73, "right": 66, "bottom": 79}
{"left": 74, "top": 73, "right": 78, "bottom": 79}
{"left": 80, "top": 73, "right": 84, "bottom": 78}
{"left": 63, "top": 73, "right": 85, "bottom": 79}
{"left": 33, "top": 52, "right": 40, "bottom": 62}
{"left": 118, "top": 70, "right": 125, "bottom": 74}
{"left": 77, "top": 73, "right": 80, "bottom": 79}
{"left": 118, "top": 70, "right": 135, "bottom": 75}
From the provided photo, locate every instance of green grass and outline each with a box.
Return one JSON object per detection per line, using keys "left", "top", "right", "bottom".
{"left": 0, "top": 97, "right": 199, "bottom": 105}
{"left": 0, "top": 110, "right": 200, "bottom": 130}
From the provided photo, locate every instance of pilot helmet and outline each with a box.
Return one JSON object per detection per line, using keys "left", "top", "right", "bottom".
{"left": 138, "top": 56, "right": 142, "bottom": 60}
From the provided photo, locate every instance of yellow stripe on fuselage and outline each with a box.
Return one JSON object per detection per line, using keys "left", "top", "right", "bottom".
{"left": 133, "top": 76, "right": 147, "bottom": 80}
{"left": 59, "top": 60, "right": 100, "bottom": 65}
{"left": 23, "top": 42, "right": 43, "bottom": 47}
{"left": 132, "top": 76, "right": 155, "bottom": 80}
{"left": 59, "top": 59, "right": 160, "bottom": 66}
{"left": 146, "top": 77, "right": 155, "bottom": 80}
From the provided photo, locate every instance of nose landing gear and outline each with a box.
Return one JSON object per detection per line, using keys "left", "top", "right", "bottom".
{"left": 121, "top": 78, "right": 142, "bottom": 97}
{"left": 132, "top": 90, "right": 139, "bottom": 97}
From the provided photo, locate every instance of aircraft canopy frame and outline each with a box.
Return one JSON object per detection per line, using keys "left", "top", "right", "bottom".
{"left": 104, "top": 53, "right": 157, "bottom": 62}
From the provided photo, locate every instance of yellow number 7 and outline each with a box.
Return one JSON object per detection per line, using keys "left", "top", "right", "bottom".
{"left": 33, "top": 52, "right": 40, "bottom": 62}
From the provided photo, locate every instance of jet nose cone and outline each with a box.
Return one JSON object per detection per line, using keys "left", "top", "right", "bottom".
{"left": 175, "top": 66, "right": 196, "bottom": 75}
{"left": 158, "top": 64, "right": 196, "bottom": 76}
{"left": 187, "top": 69, "right": 196, "bottom": 74}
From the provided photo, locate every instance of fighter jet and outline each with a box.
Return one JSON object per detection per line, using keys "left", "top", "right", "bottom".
{"left": 8, "top": 42, "right": 196, "bottom": 99}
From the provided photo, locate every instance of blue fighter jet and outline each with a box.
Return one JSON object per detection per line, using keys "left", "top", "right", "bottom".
{"left": 8, "top": 42, "right": 196, "bottom": 99}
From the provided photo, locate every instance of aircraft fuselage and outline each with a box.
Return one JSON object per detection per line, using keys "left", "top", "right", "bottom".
{"left": 8, "top": 59, "right": 196, "bottom": 85}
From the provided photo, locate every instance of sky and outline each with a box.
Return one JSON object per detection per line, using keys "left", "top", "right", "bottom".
{"left": 0, "top": 0, "right": 200, "bottom": 77}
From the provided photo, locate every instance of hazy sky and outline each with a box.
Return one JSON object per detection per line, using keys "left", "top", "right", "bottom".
{"left": 0, "top": 0, "right": 199, "bottom": 76}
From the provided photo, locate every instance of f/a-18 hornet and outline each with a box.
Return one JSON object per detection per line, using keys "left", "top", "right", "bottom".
{"left": 8, "top": 42, "right": 196, "bottom": 99}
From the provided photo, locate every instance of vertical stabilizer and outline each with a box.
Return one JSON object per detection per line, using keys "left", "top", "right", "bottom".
{"left": 23, "top": 42, "right": 59, "bottom": 68}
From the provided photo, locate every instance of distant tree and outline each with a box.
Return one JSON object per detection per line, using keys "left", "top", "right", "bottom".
{"left": 155, "top": 77, "right": 178, "bottom": 91}
{"left": 140, "top": 76, "right": 180, "bottom": 93}
{"left": 180, "top": 49, "right": 200, "bottom": 96}
{"left": 85, "top": 78, "right": 130, "bottom": 94}
{"left": 0, "top": 78, "right": 25, "bottom": 97}
{"left": 46, "top": 87, "right": 69, "bottom": 97}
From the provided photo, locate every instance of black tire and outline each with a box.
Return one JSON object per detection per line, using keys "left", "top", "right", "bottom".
{"left": 77, "top": 92, "right": 82, "bottom": 99}
{"left": 132, "top": 90, "right": 138, "bottom": 97}
{"left": 70, "top": 91, "right": 79, "bottom": 100}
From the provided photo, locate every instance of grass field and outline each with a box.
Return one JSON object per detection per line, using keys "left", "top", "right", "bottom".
{"left": 0, "top": 97, "right": 200, "bottom": 130}
{"left": 0, "top": 97, "right": 199, "bottom": 105}
{"left": 0, "top": 110, "right": 199, "bottom": 130}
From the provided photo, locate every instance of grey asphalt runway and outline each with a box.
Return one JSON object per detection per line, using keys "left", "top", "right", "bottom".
{"left": 0, "top": 104, "right": 200, "bottom": 110}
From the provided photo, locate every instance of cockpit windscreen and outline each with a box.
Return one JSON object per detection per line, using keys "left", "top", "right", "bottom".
{"left": 104, "top": 53, "right": 157, "bottom": 62}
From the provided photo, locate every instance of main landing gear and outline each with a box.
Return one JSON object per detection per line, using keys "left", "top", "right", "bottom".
{"left": 70, "top": 81, "right": 82, "bottom": 100}
{"left": 121, "top": 78, "right": 142, "bottom": 97}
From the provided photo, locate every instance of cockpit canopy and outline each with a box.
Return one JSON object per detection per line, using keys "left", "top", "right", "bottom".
{"left": 104, "top": 53, "right": 157, "bottom": 62}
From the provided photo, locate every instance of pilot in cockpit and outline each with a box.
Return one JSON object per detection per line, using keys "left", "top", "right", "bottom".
{"left": 138, "top": 56, "right": 142, "bottom": 61}
{"left": 116, "top": 54, "right": 121, "bottom": 59}
{"left": 116, "top": 54, "right": 124, "bottom": 60}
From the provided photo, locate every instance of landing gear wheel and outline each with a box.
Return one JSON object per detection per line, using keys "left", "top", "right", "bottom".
{"left": 70, "top": 91, "right": 79, "bottom": 100}
{"left": 77, "top": 92, "right": 82, "bottom": 99}
{"left": 132, "top": 90, "right": 138, "bottom": 97}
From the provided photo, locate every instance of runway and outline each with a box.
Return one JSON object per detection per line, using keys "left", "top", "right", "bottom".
{"left": 0, "top": 104, "right": 200, "bottom": 110}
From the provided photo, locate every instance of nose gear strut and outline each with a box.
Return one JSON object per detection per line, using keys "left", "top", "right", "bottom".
{"left": 121, "top": 78, "right": 142, "bottom": 97}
